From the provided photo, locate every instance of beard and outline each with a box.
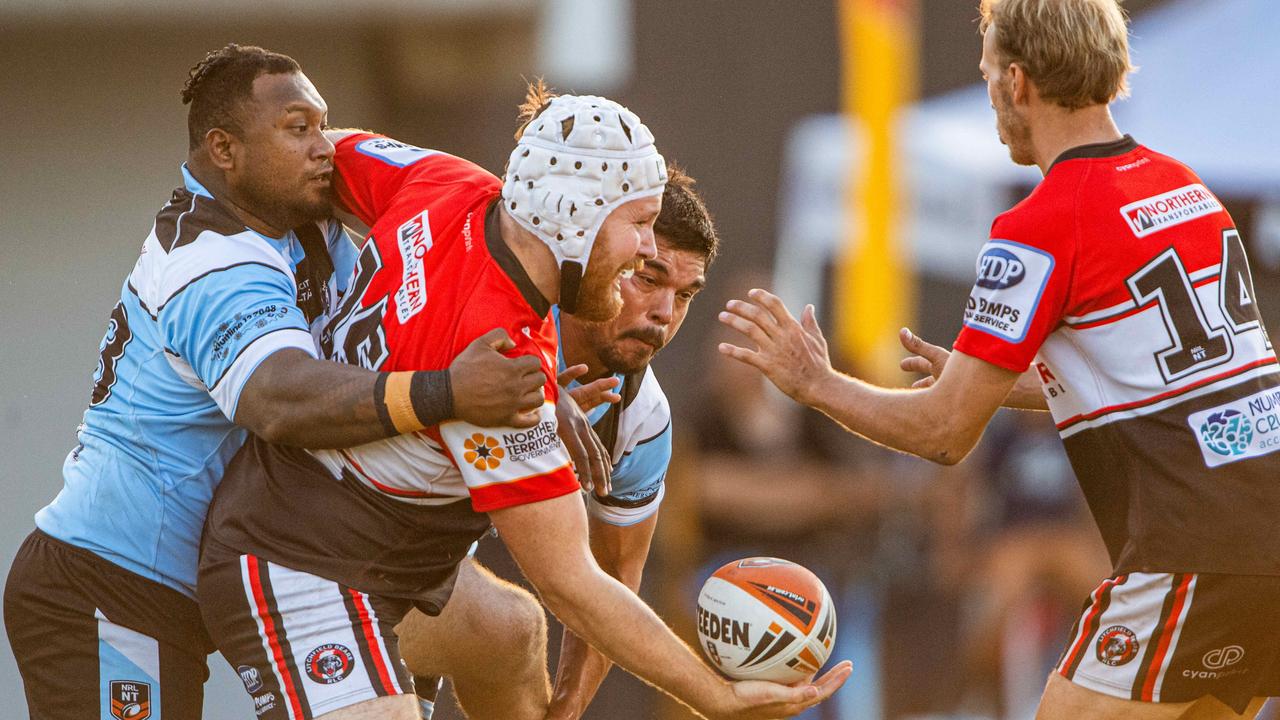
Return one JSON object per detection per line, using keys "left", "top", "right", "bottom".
{"left": 597, "top": 324, "right": 666, "bottom": 374}
{"left": 239, "top": 167, "right": 333, "bottom": 231}
{"left": 995, "top": 84, "right": 1036, "bottom": 167}
{"left": 573, "top": 250, "right": 637, "bottom": 323}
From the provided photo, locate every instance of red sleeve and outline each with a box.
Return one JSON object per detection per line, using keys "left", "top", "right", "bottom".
{"left": 332, "top": 133, "right": 445, "bottom": 227}
{"left": 435, "top": 289, "right": 578, "bottom": 512}
{"left": 952, "top": 204, "right": 1075, "bottom": 372}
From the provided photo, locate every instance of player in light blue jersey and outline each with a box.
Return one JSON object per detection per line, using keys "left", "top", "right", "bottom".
{"left": 394, "top": 166, "right": 718, "bottom": 720}
{"left": 4, "top": 44, "right": 553, "bottom": 720}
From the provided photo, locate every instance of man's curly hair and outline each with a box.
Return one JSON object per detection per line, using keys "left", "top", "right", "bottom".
{"left": 181, "top": 43, "right": 300, "bottom": 150}
{"left": 656, "top": 164, "right": 718, "bottom": 266}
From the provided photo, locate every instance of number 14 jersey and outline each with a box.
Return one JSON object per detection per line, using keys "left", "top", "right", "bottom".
{"left": 954, "top": 136, "right": 1280, "bottom": 576}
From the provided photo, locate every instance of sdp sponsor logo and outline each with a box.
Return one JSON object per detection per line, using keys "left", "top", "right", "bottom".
{"left": 976, "top": 248, "right": 1026, "bottom": 290}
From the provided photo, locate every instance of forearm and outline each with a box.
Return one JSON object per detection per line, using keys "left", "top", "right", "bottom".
{"left": 540, "top": 567, "right": 726, "bottom": 719}
{"left": 235, "top": 349, "right": 450, "bottom": 449}
{"left": 804, "top": 372, "right": 989, "bottom": 465}
{"left": 549, "top": 532, "right": 648, "bottom": 718}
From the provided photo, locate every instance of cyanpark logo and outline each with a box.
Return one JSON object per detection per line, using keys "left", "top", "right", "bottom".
{"left": 463, "top": 433, "right": 505, "bottom": 470}
{"left": 1199, "top": 409, "right": 1254, "bottom": 456}
{"left": 1203, "top": 645, "right": 1245, "bottom": 670}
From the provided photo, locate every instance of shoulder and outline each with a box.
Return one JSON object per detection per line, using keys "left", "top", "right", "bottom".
{"left": 618, "top": 367, "right": 672, "bottom": 451}
{"left": 132, "top": 190, "right": 293, "bottom": 313}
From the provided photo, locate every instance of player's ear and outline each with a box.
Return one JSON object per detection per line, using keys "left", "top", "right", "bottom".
{"left": 1009, "top": 63, "right": 1031, "bottom": 106}
{"left": 204, "top": 128, "right": 236, "bottom": 171}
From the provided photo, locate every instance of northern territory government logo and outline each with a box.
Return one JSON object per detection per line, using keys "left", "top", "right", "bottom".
{"left": 1120, "top": 184, "right": 1222, "bottom": 238}
{"left": 1187, "top": 386, "right": 1280, "bottom": 467}
{"left": 305, "top": 643, "right": 355, "bottom": 684}
{"left": 109, "top": 680, "right": 151, "bottom": 720}
{"left": 463, "top": 433, "right": 505, "bottom": 471}
{"left": 1096, "top": 626, "right": 1140, "bottom": 667}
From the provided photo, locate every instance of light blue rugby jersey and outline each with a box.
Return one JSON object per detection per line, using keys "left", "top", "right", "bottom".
{"left": 35, "top": 165, "right": 357, "bottom": 598}
{"left": 553, "top": 307, "right": 673, "bottom": 526}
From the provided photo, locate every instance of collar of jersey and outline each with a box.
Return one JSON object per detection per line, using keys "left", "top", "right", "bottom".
{"left": 180, "top": 163, "right": 215, "bottom": 199}
{"left": 553, "top": 304, "right": 623, "bottom": 425}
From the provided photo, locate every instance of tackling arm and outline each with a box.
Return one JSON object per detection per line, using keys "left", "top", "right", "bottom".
{"left": 490, "top": 494, "right": 850, "bottom": 720}
{"left": 235, "top": 329, "right": 546, "bottom": 448}
{"left": 546, "top": 513, "right": 659, "bottom": 720}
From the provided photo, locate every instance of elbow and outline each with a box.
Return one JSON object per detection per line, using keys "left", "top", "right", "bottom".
{"left": 238, "top": 411, "right": 298, "bottom": 446}
{"left": 920, "top": 421, "right": 979, "bottom": 466}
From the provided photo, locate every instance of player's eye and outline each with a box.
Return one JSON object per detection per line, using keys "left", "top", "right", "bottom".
{"left": 637, "top": 274, "right": 657, "bottom": 286}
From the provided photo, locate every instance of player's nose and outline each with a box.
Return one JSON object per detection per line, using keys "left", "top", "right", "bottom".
{"left": 637, "top": 227, "right": 657, "bottom": 260}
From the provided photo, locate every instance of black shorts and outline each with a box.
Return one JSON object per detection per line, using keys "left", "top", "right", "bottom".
{"left": 1057, "top": 572, "right": 1280, "bottom": 713}
{"left": 198, "top": 540, "right": 414, "bottom": 719}
{"left": 4, "top": 529, "right": 211, "bottom": 720}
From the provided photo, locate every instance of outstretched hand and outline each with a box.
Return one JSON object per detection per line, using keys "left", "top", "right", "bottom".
{"left": 717, "top": 289, "right": 836, "bottom": 408}
{"left": 554, "top": 372, "right": 613, "bottom": 497}
{"left": 558, "top": 364, "right": 622, "bottom": 413}
{"left": 713, "top": 661, "right": 853, "bottom": 720}
{"left": 898, "top": 327, "right": 951, "bottom": 389}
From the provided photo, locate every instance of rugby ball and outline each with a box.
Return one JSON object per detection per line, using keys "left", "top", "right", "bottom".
{"left": 696, "top": 557, "right": 836, "bottom": 683}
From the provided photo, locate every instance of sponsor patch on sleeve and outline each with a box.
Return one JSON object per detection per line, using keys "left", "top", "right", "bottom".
{"left": 1187, "top": 386, "right": 1280, "bottom": 467}
{"left": 962, "top": 240, "right": 1055, "bottom": 343}
{"left": 354, "top": 137, "right": 438, "bottom": 167}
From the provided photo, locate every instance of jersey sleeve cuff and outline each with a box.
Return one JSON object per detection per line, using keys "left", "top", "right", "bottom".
{"left": 951, "top": 336, "right": 1034, "bottom": 373}
{"left": 216, "top": 328, "right": 317, "bottom": 421}
{"left": 467, "top": 466, "right": 581, "bottom": 513}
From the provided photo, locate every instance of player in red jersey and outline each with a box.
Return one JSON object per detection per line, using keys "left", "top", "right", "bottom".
{"left": 720, "top": 1, "right": 1279, "bottom": 718}
{"left": 198, "top": 85, "right": 850, "bottom": 720}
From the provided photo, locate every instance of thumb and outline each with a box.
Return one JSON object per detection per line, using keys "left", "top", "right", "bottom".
{"left": 802, "top": 304, "right": 823, "bottom": 336}
{"left": 479, "top": 327, "right": 516, "bottom": 353}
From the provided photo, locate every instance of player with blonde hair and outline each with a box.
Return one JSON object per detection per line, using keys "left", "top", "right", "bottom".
{"left": 722, "top": 1, "right": 1280, "bottom": 718}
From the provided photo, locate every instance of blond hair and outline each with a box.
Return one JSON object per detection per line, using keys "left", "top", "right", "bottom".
{"left": 980, "top": 0, "right": 1133, "bottom": 110}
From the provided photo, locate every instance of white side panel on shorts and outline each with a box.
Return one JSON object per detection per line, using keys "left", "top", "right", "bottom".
{"left": 265, "top": 562, "right": 380, "bottom": 715}
{"left": 96, "top": 609, "right": 161, "bottom": 720}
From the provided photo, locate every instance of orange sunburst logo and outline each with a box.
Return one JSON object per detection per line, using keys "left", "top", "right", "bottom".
{"left": 462, "top": 433, "right": 504, "bottom": 471}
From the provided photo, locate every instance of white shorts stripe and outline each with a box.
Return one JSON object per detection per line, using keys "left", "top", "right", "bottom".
{"left": 1149, "top": 575, "right": 1198, "bottom": 702}
{"left": 352, "top": 589, "right": 403, "bottom": 694}
{"left": 265, "top": 562, "right": 383, "bottom": 715}
{"left": 240, "top": 555, "right": 299, "bottom": 720}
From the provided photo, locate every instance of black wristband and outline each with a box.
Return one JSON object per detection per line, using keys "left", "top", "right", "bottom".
{"left": 373, "top": 373, "right": 397, "bottom": 436}
{"left": 409, "top": 370, "right": 454, "bottom": 427}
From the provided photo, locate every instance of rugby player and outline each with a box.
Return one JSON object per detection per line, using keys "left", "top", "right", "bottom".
{"left": 3, "top": 44, "right": 554, "bottom": 719}
{"left": 197, "top": 86, "right": 849, "bottom": 719}
{"left": 719, "top": 1, "right": 1280, "bottom": 718}
{"left": 394, "top": 166, "right": 717, "bottom": 720}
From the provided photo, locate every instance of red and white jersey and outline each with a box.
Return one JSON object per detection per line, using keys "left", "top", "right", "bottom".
{"left": 309, "top": 133, "right": 580, "bottom": 513}
{"left": 954, "top": 137, "right": 1280, "bottom": 575}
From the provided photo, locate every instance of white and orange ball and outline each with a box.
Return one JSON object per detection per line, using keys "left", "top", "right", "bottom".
{"left": 695, "top": 557, "right": 837, "bottom": 683}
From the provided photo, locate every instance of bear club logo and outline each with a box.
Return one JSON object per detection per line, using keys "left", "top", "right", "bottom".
{"left": 1199, "top": 409, "right": 1254, "bottom": 456}
{"left": 463, "top": 433, "right": 504, "bottom": 470}
{"left": 305, "top": 643, "right": 355, "bottom": 684}
{"left": 109, "top": 680, "right": 151, "bottom": 720}
{"left": 1096, "top": 626, "right": 1140, "bottom": 667}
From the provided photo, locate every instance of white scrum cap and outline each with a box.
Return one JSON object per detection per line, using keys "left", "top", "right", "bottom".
{"left": 501, "top": 94, "right": 667, "bottom": 271}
